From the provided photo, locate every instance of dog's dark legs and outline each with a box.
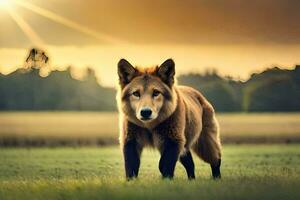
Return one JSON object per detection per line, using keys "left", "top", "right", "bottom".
{"left": 211, "top": 159, "right": 221, "bottom": 179}
{"left": 159, "top": 138, "right": 180, "bottom": 179}
{"left": 123, "top": 139, "right": 142, "bottom": 180}
{"left": 180, "top": 150, "right": 195, "bottom": 179}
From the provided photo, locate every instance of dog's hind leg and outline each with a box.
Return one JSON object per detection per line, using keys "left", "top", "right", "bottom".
{"left": 193, "top": 105, "right": 222, "bottom": 179}
{"left": 211, "top": 158, "right": 221, "bottom": 179}
{"left": 179, "top": 150, "right": 195, "bottom": 179}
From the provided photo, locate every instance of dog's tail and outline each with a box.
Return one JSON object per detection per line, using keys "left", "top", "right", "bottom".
{"left": 192, "top": 94, "right": 222, "bottom": 166}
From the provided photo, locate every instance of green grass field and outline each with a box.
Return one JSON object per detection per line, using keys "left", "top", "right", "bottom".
{"left": 0, "top": 145, "right": 299, "bottom": 200}
{"left": 0, "top": 112, "right": 299, "bottom": 199}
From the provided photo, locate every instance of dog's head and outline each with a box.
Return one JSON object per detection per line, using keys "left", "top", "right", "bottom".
{"left": 117, "top": 59, "right": 177, "bottom": 127}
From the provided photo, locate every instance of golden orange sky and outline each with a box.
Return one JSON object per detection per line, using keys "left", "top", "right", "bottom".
{"left": 0, "top": 0, "right": 299, "bottom": 86}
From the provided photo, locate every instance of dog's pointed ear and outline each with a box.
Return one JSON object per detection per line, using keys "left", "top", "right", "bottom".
{"left": 118, "top": 59, "right": 137, "bottom": 86}
{"left": 157, "top": 59, "right": 175, "bottom": 86}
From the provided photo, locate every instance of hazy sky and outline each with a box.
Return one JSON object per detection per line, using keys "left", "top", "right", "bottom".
{"left": 0, "top": 0, "right": 299, "bottom": 86}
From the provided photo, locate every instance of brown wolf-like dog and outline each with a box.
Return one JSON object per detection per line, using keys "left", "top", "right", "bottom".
{"left": 117, "top": 58, "right": 222, "bottom": 180}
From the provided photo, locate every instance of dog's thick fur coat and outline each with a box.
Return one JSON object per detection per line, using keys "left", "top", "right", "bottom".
{"left": 117, "top": 59, "right": 222, "bottom": 180}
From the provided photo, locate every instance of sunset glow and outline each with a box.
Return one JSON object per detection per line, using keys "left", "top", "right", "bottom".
{"left": 0, "top": 0, "right": 299, "bottom": 86}
{"left": 0, "top": 0, "right": 10, "bottom": 8}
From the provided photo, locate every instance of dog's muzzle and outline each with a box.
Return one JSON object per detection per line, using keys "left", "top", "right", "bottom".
{"left": 140, "top": 107, "right": 152, "bottom": 120}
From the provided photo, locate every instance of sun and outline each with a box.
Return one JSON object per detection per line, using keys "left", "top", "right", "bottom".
{"left": 0, "top": 0, "right": 11, "bottom": 8}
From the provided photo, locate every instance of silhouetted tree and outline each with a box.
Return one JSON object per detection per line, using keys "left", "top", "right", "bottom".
{"left": 25, "top": 48, "right": 49, "bottom": 69}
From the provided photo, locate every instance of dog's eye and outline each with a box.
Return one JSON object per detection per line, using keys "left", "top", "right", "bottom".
{"left": 152, "top": 90, "right": 160, "bottom": 98}
{"left": 132, "top": 91, "right": 140, "bottom": 97}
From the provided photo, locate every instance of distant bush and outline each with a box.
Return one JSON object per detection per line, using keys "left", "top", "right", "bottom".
{"left": 178, "top": 73, "right": 242, "bottom": 112}
{"left": 243, "top": 66, "right": 300, "bottom": 112}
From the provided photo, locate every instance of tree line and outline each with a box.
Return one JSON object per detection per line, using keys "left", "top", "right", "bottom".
{"left": 178, "top": 66, "right": 300, "bottom": 112}
{"left": 0, "top": 49, "right": 299, "bottom": 112}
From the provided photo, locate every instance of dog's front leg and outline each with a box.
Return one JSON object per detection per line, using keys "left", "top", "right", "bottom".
{"left": 123, "top": 139, "right": 141, "bottom": 180}
{"left": 159, "top": 138, "right": 180, "bottom": 179}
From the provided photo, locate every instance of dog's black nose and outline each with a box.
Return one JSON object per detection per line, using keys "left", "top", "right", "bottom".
{"left": 140, "top": 108, "right": 152, "bottom": 119}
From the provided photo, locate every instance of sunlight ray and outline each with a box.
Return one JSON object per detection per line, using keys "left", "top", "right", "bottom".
{"left": 13, "top": 0, "right": 127, "bottom": 45}
{"left": 6, "top": 6, "right": 45, "bottom": 47}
